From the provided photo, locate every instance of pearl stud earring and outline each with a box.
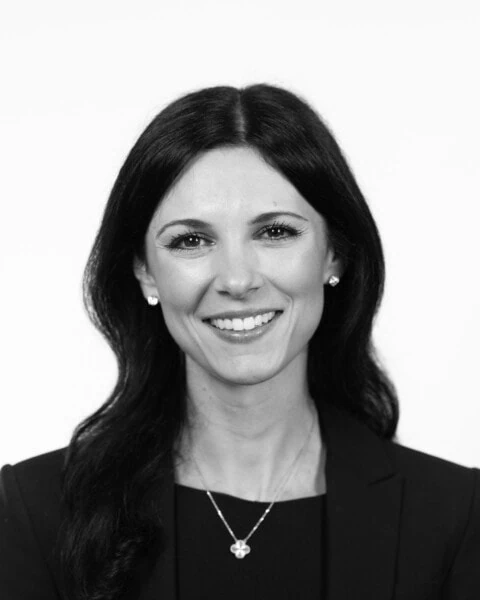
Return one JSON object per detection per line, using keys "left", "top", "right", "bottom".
{"left": 328, "top": 275, "right": 340, "bottom": 287}
{"left": 147, "top": 295, "right": 159, "bottom": 306}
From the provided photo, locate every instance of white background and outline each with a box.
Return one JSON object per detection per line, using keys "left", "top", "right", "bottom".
{"left": 1, "top": 0, "right": 479, "bottom": 467}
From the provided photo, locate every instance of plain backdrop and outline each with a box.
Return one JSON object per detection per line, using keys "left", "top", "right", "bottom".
{"left": 1, "top": 0, "right": 479, "bottom": 468}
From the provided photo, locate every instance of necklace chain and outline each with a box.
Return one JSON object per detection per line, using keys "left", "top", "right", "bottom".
{"left": 191, "top": 415, "right": 316, "bottom": 558}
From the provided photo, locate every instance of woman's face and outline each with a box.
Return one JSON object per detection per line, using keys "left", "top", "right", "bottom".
{"left": 135, "top": 147, "right": 340, "bottom": 386}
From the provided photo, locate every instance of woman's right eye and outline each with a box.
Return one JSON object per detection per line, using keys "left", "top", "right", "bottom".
{"left": 166, "top": 233, "right": 212, "bottom": 251}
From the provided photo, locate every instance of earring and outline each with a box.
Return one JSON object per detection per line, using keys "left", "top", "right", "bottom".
{"left": 328, "top": 275, "right": 340, "bottom": 287}
{"left": 147, "top": 295, "right": 159, "bottom": 306}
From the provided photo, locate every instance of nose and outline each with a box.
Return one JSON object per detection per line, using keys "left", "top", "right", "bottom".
{"left": 213, "top": 242, "right": 263, "bottom": 299}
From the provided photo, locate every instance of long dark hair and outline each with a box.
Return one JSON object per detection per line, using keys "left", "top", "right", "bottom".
{"left": 61, "top": 84, "right": 398, "bottom": 599}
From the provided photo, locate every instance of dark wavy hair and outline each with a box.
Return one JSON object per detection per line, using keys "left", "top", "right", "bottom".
{"left": 60, "top": 83, "right": 398, "bottom": 600}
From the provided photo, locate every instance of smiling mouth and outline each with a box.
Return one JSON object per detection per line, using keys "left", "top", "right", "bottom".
{"left": 202, "top": 310, "right": 283, "bottom": 343}
{"left": 207, "top": 311, "right": 278, "bottom": 332}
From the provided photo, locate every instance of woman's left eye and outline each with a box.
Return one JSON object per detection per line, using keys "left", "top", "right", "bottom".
{"left": 257, "top": 222, "right": 302, "bottom": 241}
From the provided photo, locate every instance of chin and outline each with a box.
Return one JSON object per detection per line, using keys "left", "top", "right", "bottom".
{"left": 221, "top": 373, "right": 273, "bottom": 386}
{"left": 213, "top": 359, "right": 285, "bottom": 387}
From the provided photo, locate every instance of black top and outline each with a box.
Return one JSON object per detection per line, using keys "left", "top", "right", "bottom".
{"left": 175, "top": 483, "right": 325, "bottom": 599}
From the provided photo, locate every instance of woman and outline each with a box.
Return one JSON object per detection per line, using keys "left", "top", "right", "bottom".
{"left": 0, "top": 84, "right": 479, "bottom": 600}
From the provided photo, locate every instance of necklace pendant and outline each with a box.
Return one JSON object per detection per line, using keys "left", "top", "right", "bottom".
{"left": 230, "top": 540, "right": 251, "bottom": 559}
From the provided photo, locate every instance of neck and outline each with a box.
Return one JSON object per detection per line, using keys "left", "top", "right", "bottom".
{"left": 174, "top": 356, "right": 325, "bottom": 501}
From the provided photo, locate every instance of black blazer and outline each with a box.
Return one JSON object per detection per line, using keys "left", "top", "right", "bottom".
{"left": 1, "top": 402, "right": 479, "bottom": 600}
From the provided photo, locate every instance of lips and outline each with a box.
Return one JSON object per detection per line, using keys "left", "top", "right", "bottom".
{"left": 209, "top": 311, "right": 277, "bottom": 332}
{"left": 203, "top": 310, "right": 283, "bottom": 344}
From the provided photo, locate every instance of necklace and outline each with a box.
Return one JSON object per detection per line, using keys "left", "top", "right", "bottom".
{"left": 191, "top": 415, "right": 316, "bottom": 559}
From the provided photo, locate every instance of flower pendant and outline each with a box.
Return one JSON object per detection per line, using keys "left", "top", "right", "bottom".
{"left": 230, "top": 539, "right": 251, "bottom": 559}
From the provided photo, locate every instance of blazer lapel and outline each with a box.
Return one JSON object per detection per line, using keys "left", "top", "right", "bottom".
{"left": 318, "top": 402, "right": 403, "bottom": 600}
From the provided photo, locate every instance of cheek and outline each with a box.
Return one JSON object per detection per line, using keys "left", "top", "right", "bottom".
{"left": 275, "top": 244, "right": 325, "bottom": 300}
{"left": 276, "top": 246, "right": 326, "bottom": 331}
{"left": 154, "top": 265, "right": 196, "bottom": 312}
{"left": 152, "top": 264, "right": 201, "bottom": 352}
{"left": 151, "top": 259, "right": 207, "bottom": 327}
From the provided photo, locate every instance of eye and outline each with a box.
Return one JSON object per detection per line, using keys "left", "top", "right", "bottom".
{"left": 257, "top": 220, "right": 303, "bottom": 241}
{"left": 165, "top": 231, "right": 213, "bottom": 252}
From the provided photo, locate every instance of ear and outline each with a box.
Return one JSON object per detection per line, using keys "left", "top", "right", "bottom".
{"left": 323, "top": 246, "right": 345, "bottom": 284}
{"left": 133, "top": 256, "right": 159, "bottom": 300}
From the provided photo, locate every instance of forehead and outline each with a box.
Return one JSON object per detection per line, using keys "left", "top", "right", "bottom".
{"left": 150, "top": 146, "right": 320, "bottom": 224}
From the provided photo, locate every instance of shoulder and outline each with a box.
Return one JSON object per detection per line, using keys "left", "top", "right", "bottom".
{"left": 1, "top": 446, "right": 68, "bottom": 508}
{"left": 386, "top": 440, "right": 475, "bottom": 480}
{"left": 321, "top": 401, "right": 479, "bottom": 524}
{"left": 6, "top": 446, "right": 68, "bottom": 476}
{"left": 382, "top": 442, "right": 480, "bottom": 591}
{"left": 1, "top": 447, "right": 69, "bottom": 546}
{"left": 1, "top": 446, "right": 69, "bottom": 539}
{"left": 0, "top": 448, "right": 69, "bottom": 597}
{"left": 384, "top": 439, "right": 478, "bottom": 499}
{"left": 383, "top": 439, "right": 480, "bottom": 551}
{"left": 320, "top": 400, "right": 477, "bottom": 492}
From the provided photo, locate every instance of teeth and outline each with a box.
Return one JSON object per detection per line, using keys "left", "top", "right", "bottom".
{"left": 232, "top": 319, "right": 243, "bottom": 331}
{"left": 210, "top": 311, "right": 276, "bottom": 331}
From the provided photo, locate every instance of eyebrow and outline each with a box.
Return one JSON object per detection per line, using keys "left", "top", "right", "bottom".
{"left": 154, "top": 211, "right": 309, "bottom": 239}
